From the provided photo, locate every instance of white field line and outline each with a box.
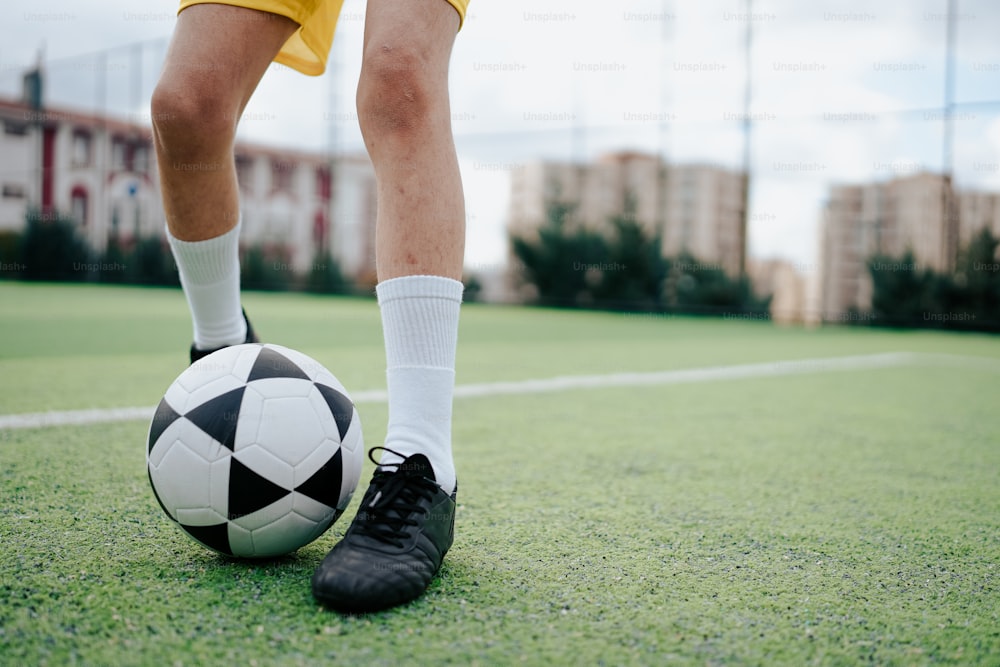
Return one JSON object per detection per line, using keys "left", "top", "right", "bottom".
{"left": 452, "top": 351, "right": 917, "bottom": 398}
{"left": 0, "top": 351, "right": 987, "bottom": 431}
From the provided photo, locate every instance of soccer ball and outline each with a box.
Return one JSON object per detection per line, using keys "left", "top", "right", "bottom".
{"left": 146, "top": 343, "right": 363, "bottom": 558}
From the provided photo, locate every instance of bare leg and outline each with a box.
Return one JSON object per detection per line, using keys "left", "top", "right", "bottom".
{"left": 357, "top": 0, "right": 465, "bottom": 281}
{"left": 152, "top": 5, "right": 298, "bottom": 241}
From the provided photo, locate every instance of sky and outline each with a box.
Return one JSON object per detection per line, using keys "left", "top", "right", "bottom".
{"left": 3, "top": 0, "right": 1000, "bottom": 275}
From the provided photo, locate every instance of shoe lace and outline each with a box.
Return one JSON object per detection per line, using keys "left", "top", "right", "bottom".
{"left": 353, "top": 447, "right": 439, "bottom": 548}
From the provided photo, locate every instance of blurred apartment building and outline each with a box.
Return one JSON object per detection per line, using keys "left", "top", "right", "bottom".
{"left": 746, "top": 258, "right": 808, "bottom": 325}
{"left": 507, "top": 151, "right": 748, "bottom": 275}
{"left": 506, "top": 151, "right": 807, "bottom": 321}
{"left": 817, "top": 172, "right": 1000, "bottom": 321}
{"left": 0, "top": 77, "right": 377, "bottom": 280}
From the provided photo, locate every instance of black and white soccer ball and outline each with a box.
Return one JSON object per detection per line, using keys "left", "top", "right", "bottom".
{"left": 146, "top": 343, "right": 363, "bottom": 558}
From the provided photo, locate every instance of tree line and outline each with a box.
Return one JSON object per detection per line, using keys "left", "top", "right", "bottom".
{"left": 509, "top": 198, "right": 770, "bottom": 316}
{"left": 5, "top": 202, "right": 764, "bottom": 315}
{"left": 860, "top": 227, "right": 1000, "bottom": 332}
{"left": 1, "top": 208, "right": 350, "bottom": 294}
{"left": 4, "top": 205, "right": 997, "bottom": 332}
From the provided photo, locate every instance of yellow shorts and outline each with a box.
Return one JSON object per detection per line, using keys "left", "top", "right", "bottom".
{"left": 178, "top": 0, "right": 469, "bottom": 76}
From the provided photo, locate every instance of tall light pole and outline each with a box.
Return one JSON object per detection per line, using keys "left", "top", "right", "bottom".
{"left": 23, "top": 50, "right": 44, "bottom": 217}
{"left": 658, "top": 0, "right": 673, "bottom": 255}
{"left": 941, "top": 0, "right": 957, "bottom": 271}
{"left": 738, "top": 0, "right": 753, "bottom": 278}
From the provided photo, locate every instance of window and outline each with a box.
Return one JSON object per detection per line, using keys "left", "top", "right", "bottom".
{"left": 70, "top": 187, "right": 88, "bottom": 227}
{"left": 235, "top": 154, "right": 254, "bottom": 192}
{"left": 271, "top": 158, "right": 296, "bottom": 194}
{"left": 313, "top": 210, "right": 329, "bottom": 246}
{"left": 111, "top": 138, "right": 128, "bottom": 171}
{"left": 2, "top": 184, "right": 26, "bottom": 199}
{"left": 3, "top": 120, "right": 28, "bottom": 136}
{"left": 132, "top": 143, "right": 149, "bottom": 173}
{"left": 72, "top": 129, "right": 92, "bottom": 166}
{"left": 316, "top": 166, "right": 332, "bottom": 201}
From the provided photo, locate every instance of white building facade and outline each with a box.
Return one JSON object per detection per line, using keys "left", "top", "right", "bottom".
{"left": 0, "top": 90, "right": 376, "bottom": 280}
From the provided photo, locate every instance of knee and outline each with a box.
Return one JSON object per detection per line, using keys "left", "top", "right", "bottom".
{"left": 356, "top": 44, "right": 439, "bottom": 141}
{"left": 151, "top": 77, "right": 237, "bottom": 156}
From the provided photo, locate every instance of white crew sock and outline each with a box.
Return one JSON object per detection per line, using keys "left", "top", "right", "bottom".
{"left": 376, "top": 275, "right": 463, "bottom": 495}
{"left": 166, "top": 221, "right": 247, "bottom": 351}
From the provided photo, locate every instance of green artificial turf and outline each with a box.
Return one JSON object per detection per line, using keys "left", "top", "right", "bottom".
{"left": 1, "top": 283, "right": 998, "bottom": 665}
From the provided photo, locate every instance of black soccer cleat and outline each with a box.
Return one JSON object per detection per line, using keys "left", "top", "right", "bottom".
{"left": 311, "top": 448, "right": 456, "bottom": 614}
{"left": 189, "top": 309, "right": 259, "bottom": 364}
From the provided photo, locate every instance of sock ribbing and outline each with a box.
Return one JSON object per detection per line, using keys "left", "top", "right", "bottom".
{"left": 377, "top": 275, "right": 463, "bottom": 369}
{"left": 166, "top": 221, "right": 246, "bottom": 350}
{"left": 376, "top": 275, "right": 463, "bottom": 495}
